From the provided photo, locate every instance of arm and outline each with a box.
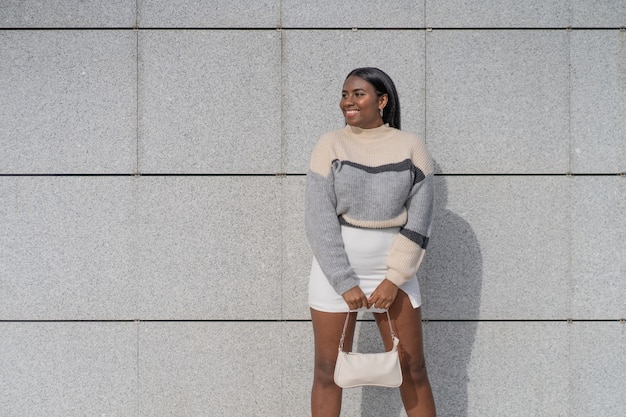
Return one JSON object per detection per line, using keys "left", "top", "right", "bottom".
{"left": 304, "top": 143, "right": 360, "bottom": 296}
{"left": 385, "top": 143, "right": 435, "bottom": 287}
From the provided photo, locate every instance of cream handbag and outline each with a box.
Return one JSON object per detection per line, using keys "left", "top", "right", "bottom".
{"left": 333, "top": 310, "right": 403, "bottom": 388}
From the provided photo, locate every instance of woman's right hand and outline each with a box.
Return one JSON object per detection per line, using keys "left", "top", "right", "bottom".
{"left": 342, "top": 286, "right": 369, "bottom": 311}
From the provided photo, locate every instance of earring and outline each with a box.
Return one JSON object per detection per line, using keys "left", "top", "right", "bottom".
{"left": 379, "top": 108, "right": 384, "bottom": 117}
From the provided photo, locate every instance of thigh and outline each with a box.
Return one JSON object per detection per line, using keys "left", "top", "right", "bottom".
{"left": 311, "top": 309, "right": 357, "bottom": 366}
{"left": 373, "top": 290, "right": 426, "bottom": 362}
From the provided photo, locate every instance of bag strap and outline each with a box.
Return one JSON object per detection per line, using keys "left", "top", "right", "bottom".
{"left": 338, "top": 309, "right": 395, "bottom": 352}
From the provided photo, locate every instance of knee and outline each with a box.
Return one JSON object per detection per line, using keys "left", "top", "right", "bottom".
{"left": 313, "top": 359, "right": 338, "bottom": 386}
{"left": 402, "top": 356, "right": 430, "bottom": 386}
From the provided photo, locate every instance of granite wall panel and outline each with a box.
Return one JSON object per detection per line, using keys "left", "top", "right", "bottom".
{"left": 138, "top": 322, "right": 284, "bottom": 416}
{"left": 0, "top": 322, "right": 137, "bottom": 417}
{"left": 137, "top": 0, "right": 280, "bottom": 28}
{"left": 0, "top": 177, "right": 136, "bottom": 320}
{"left": 570, "top": 0, "right": 626, "bottom": 27}
{"left": 138, "top": 30, "right": 281, "bottom": 173}
{"left": 425, "top": 0, "right": 569, "bottom": 28}
{"left": 0, "top": 30, "right": 137, "bottom": 174}
{"left": 133, "top": 177, "right": 283, "bottom": 320}
{"left": 570, "top": 177, "right": 626, "bottom": 319}
{"left": 569, "top": 322, "right": 626, "bottom": 417}
{"left": 426, "top": 30, "right": 569, "bottom": 174}
{"left": 0, "top": 0, "right": 136, "bottom": 27}
{"left": 282, "top": 0, "right": 424, "bottom": 28}
{"left": 570, "top": 30, "right": 626, "bottom": 173}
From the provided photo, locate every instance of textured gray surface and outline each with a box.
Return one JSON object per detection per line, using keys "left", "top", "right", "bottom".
{"left": 425, "top": 0, "right": 569, "bottom": 27}
{"left": 0, "top": 322, "right": 137, "bottom": 417}
{"left": 0, "top": 177, "right": 283, "bottom": 320}
{"left": 282, "top": 177, "right": 311, "bottom": 319}
{"left": 134, "top": 177, "right": 283, "bottom": 320}
{"left": 426, "top": 321, "right": 569, "bottom": 417}
{"left": 569, "top": 322, "right": 626, "bottom": 417}
{"left": 570, "top": 177, "right": 626, "bottom": 319}
{"left": 137, "top": 321, "right": 284, "bottom": 416}
{"left": 0, "top": 0, "right": 136, "bottom": 27}
{"left": 0, "top": 31, "right": 137, "bottom": 174}
{"left": 138, "top": 30, "right": 282, "bottom": 173}
{"left": 283, "top": 30, "right": 425, "bottom": 173}
{"left": 416, "top": 176, "right": 569, "bottom": 319}
{"left": 426, "top": 30, "right": 569, "bottom": 174}
{"left": 282, "top": 0, "right": 424, "bottom": 28}
{"left": 138, "top": 0, "right": 280, "bottom": 27}
{"left": 570, "top": 0, "right": 626, "bottom": 27}
{"left": 0, "top": 177, "right": 136, "bottom": 320}
{"left": 570, "top": 30, "right": 626, "bottom": 173}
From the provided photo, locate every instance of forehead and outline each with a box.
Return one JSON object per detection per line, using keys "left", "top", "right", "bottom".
{"left": 342, "top": 75, "right": 375, "bottom": 92}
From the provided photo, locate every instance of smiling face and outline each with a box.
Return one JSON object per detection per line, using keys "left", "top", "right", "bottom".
{"left": 340, "top": 75, "right": 388, "bottom": 129}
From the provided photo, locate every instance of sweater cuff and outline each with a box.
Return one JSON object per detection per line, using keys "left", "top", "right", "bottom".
{"left": 385, "top": 268, "right": 411, "bottom": 287}
{"left": 334, "top": 275, "right": 360, "bottom": 296}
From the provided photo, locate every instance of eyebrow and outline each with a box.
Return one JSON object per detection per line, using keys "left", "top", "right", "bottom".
{"left": 342, "top": 88, "right": 367, "bottom": 93}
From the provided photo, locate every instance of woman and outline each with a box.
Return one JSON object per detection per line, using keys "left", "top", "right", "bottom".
{"left": 305, "top": 67, "right": 436, "bottom": 417}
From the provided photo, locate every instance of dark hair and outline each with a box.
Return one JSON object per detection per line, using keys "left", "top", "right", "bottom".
{"left": 346, "top": 67, "right": 401, "bottom": 129}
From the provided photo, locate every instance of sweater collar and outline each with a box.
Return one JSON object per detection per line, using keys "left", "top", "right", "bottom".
{"left": 344, "top": 123, "right": 393, "bottom": 140}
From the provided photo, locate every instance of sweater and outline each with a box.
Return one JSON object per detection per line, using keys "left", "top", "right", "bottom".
{"left": 305, "top": 123, "right": 434, "bottom": 295}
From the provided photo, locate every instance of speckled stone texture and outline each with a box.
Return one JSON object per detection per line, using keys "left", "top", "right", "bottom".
{"left": 0, "top": 322, "right": 137, "bottom": 417}
{"left": 569, "top": 322, "right": 626, "bottom": 416}
{"left": 133, "top": 177, "right": 283, "bottom": 320}
{"left": 570, "top": 30, "right": 626, "bottom": 173}
{"left": 138, "top": 0, "right": 280, "bottom": 28}
{"left": 570, "top": 0, "right": 626, "bottom": 27}
{"left": 421, "top": 175, "right": 570, "bottom": 320}
{"left": 425, "top": 0, "right": 569, "bottom": 27}
{"left": 282, "top": 0, "right": 424, "bottom": 28}
{"left": 283, "top": 30, "right": 425, "bottom": 173}
{"left": 0, "top": 177, "right": 137, "bottom": 320}
{"left": 426, "top": 321, "right": 569, "bottom": 417}
{"left": 0, "top": 31, "right": 137, "bottom": 174}
{"left": 0, "top": 177, "right": 283, "bottom": 320}
{"left": 426, "top": 30, "right": 570, "bottom": 174}
{"left": 138, "top": 30, "right": 282, "bottom": 173}
{"left": 138, "top": 321, "right": 285, "bottom": 416}
{"left": 570, "top": 177, "right": 626, "bottom": 319}
{"left": 0, "top": 0, "right": 136, "bottom": 27}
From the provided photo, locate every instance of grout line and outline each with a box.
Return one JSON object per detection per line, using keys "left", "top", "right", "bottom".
{"left": 0, "top": 27, "right": 624, "bottom": 31}
{"left": 1, "top": 318, "right": 623, "bottom": 323}
{"left": 7, "top": 172, "right": 626, "bottom": 176}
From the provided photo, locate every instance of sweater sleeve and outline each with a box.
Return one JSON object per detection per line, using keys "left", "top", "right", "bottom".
{"left": 304, "top": 139, "right": 359, "bottom": 295}
{"left": 385, "top": 143, "right": 435, "bottom": 287}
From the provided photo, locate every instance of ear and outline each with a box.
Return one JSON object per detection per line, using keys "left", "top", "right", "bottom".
{"left": 379, "top": 94, "right": 389, "bottom": 110}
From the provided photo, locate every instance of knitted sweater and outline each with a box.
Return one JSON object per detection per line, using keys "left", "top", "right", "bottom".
{"left": 305, "top": 123, "right": 434, "bottom": 295}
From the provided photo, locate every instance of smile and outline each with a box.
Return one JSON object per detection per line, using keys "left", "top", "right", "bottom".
{"left": 345, "top": 109, "right": 359, "bottom": 117}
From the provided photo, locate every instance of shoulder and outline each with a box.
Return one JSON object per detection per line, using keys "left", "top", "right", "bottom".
{"left": 308, "top": 127, "right": 347, "bottom": 174}
{"left": 393, "top": 129, "right": 433, "bottom": 175}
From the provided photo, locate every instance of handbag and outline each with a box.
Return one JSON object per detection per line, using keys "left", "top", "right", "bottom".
{"left": 333, "top": 310, "right": 403, "bottom": 388}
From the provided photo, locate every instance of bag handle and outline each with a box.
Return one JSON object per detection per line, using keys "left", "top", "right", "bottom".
{"left": 338, "top": 309, "right": 395, "bottom": 352}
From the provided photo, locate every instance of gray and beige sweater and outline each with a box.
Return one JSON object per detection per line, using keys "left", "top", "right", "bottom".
{"left": 305, "top": 123, "right": 434, "bottom": 295}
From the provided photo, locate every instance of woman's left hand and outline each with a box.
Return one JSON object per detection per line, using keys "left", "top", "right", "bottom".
{"left": 368, "top": 279, "right": 398, "bottom": 310}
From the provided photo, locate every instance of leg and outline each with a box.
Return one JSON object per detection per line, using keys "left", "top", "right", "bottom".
{"left": 374, "top": 291, "right": 436, "bottom": 417}
{"left": 310, "top": 308, "right": 357, "bottom": 417}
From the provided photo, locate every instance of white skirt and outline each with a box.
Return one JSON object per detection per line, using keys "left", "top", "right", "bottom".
{"left": 308, "top": 225, "right": 422, "bottom": 313}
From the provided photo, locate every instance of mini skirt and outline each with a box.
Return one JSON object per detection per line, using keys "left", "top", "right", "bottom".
{"left": 308, "top": 225, "right": 422, "bottom": 313}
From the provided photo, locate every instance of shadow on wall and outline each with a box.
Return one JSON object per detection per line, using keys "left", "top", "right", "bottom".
{"left": 358, "top": 162, "right": 483, "bottom": 417}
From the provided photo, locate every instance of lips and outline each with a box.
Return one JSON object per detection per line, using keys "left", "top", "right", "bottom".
{"left": 345, "top": 109, "right": 359, "bottom": 117}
